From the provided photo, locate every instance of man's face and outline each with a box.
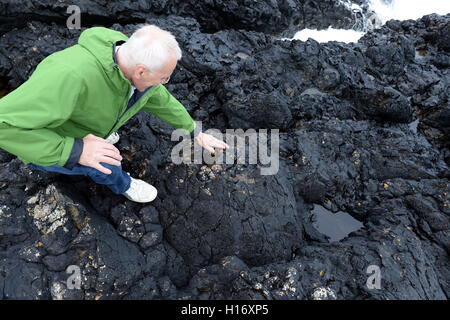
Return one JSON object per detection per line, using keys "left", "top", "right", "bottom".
{"left": 131, "top": 56, "right": 177, "bottom": 91}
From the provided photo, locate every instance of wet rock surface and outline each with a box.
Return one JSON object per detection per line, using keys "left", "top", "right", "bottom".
{"left": 0, "top": 0, "right": 364, "bottom": 36}
{"left": 0, "top": 3, "right": 449, "bottom": 300}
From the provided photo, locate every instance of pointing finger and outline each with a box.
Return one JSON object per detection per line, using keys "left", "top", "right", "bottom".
{"left": 205, "top": 145, "right": 215, "bottom": 153}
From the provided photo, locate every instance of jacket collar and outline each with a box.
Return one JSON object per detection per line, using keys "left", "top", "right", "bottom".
{"left": 77, "top": 27, "right": 131, "bottom": 90}
{"left": 112, "top": 41, "right": 133, "bottom": 87}
{"left": 112, "top": 41, "right": 125, "bottom": 65}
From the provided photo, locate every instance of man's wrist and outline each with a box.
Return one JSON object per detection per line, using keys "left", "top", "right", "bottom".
{"left": 63, "top": 138, "right": 84, "bottom": 169}
{"left": 190, "top": 124, "right": 202, "bottom": 140}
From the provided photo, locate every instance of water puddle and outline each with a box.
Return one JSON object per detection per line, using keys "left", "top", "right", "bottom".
{"left": 311, "top": 204, "right": 363, "bottom": 242}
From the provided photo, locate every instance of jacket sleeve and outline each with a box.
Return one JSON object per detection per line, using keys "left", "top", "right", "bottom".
{"left": 142, "top": 84, "right": 197, "bottom": 135}
{"left": 0, "top": 61, "right": 84, "bottom": 167}
{"left": 63, "top": 137, "right": 84, "bottom": 169}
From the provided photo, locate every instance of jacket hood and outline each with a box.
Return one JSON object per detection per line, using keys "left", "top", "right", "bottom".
{"left": 78, "top": 27, "right": 129, "bottom": 75}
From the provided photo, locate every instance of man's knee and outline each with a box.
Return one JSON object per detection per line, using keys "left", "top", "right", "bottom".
{"left": 101, "top": 162, "right": 123, "bottom": 172}
{"left": 87, "top": 162, "right": 123, "bottom": 180}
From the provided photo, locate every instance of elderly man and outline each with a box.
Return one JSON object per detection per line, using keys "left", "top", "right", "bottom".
{"left": 0, "top": 25, "right": 228, "bottom": 203}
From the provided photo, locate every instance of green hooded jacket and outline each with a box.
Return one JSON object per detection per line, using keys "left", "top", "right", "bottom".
{"left": 0, "top": 27, "right": 196, "bottom": 167}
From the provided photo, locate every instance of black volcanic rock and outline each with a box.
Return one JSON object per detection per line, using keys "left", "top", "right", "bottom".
{"left": 0, "top": 0, "right": 365, "bottom": 36}
{"left": 156, "top": 162, "right": 302, "bottom": 271}
{"left": 0, "top": 2, "right": 449, "bottom": 300}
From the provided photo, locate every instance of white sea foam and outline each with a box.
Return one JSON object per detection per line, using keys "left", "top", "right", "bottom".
{"left": 287, "top": 0, "right": 450, "bottom": 43}
{"left": 369, "top": 0, "right": 450, "bottom": 25}
{"left": 292, "top": 27, "right": 364, "bottom": 43}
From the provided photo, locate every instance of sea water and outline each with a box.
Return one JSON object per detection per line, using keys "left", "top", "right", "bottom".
{"left": 311, "top": 204, "right": 364, "bottom": 242}
{"left": 289, "top": 0, "right": 450, "bottom": 43}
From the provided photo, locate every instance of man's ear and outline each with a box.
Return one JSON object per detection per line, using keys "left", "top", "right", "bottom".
{"left": 135, "top": 64, "right": 147, "bottom": 78}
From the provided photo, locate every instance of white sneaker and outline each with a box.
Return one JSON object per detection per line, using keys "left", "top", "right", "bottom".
{"left": 106, "top": 132, "right": 120, "bottom": 145}
{"left": 122, "top": 175, "right": 158, "bottom": 203}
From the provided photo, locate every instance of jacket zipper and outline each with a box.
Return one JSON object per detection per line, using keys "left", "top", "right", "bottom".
{"left": 106, "top": 86, "right": 130, "bottom": 137}
{"left": 106, "top": 85, "right": 155, "bottom": 137}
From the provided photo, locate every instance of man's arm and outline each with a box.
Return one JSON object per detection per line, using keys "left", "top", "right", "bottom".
{"left": 142, "top": 84, "right": 199, "bottom": 136}
{"left": 143, "top": 84, "right": 229, "bottom": 152}
{"left": 0, "top": 61, "right": 83, "bottom": 166}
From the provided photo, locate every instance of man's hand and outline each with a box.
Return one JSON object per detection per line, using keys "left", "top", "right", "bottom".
{"left": 195, "top": 132, "right": 229, "bottom": 154}
{"left": 79, "top": 133, "right": 123, "bottom": 174}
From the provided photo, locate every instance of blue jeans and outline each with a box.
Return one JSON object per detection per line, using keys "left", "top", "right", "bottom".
{"left": 28, "top": 162, "right": 131, "bottom": 194}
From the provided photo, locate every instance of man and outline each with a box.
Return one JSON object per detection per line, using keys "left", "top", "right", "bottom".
{"left": 0, "top": 25, "right": 229, "bottom": 203}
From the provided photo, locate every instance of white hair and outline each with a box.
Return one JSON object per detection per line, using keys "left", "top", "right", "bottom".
{"left": 120, "top": 25, "right": 182, "bottom": 72}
